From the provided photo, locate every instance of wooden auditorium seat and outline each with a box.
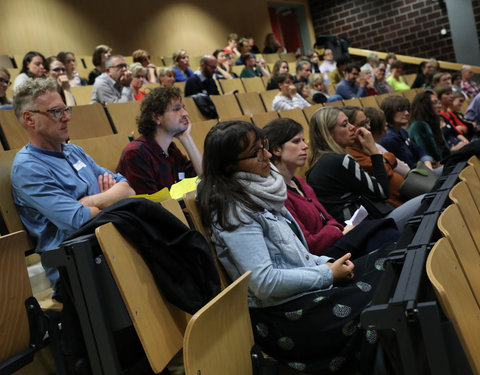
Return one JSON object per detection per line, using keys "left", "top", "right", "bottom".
{"left": 183, "top": 271, "right": 253, "bottom": 375}
{"left": 69, "top": 134, "right": 131, "bottom": 173}
{"left": 231, "top": 65, "right": 244, "bottom": 77}
{"left": 173, "top": 81, "right": 186, "bottom": 96}
{"left": 105, "top": 100, "right": 142, "bottom": 138}
{"left": 241, "top": 77, "right": 265, "bottom": 93}
{"left": 70, "top": 86, "right": 93, "bottom": 106}
{"left": 426, "top": 237, "right": 480, "bottom": 375}
{"left": 210, "top": 94, "right": 243, "bottom": 121}
{"left": 68, "top": 103, "right": 114, "bottom": 140}
{"left": 282, "top": 53, "right": 297, "bottom": 62}
{"left": 251, "top": 111, "right": 278, "bottom": 128}
{"left": 402, "top": 89, "right": 418, "bottom": 104}
{"left": 263, "top": 53, "right": 280, "bottom": 64}
{"left": 236, "top": 92, "right": 267, "bottom": 116}
{"left": 277, "top": 108, "right": 310, "bottom": 140}
{"left": 459, "top": 165, "right": 480, "bottom": 210}
{"left": 259, "top": 90, "right": 279, "bottom": 112}
{"left": 0, "top": 54, "right": 14, "bottom": 69}
{"left": 0, "top": 110, "right": 28, "bottom": 150}
{"left": 219, "top": 78, "right": 245, "bottom": 94}
{"left": 174, "top": 119, "right": 217, "bottom": 155}
{"left": 359, "top": 95, "right": 380, "bottom": 109}
{"left": 324, "top": 99, "right": 343, "bottom": 107}
{"left": 183, "top": 96, "right": 210, "bottom": 123}
{"left": 302, "top": 103, "right": 323, "bottom": 121}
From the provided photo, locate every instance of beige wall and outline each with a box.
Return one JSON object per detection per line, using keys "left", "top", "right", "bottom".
{"left": 0, "top": 0, "right": 314, "bottom": 60}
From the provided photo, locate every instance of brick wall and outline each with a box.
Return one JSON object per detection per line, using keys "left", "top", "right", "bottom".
{"left": 309, "top": 0, "right": 457, "bottom": 62}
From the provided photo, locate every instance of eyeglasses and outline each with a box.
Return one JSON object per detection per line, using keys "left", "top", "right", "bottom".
{"left": 432, "top": 100, "right": 442, "bottom": 106}
{"left": 112, "top": 63, "right": 127, "bottom": 70}
{"left": 358, "top": 118, "right": 371, "bottom": 127}
{"left": 29, "top": 106, "right": 72, "bottom": 119}
{"left": 52, "top": 67, "right": 66, "bottom": 73}
{"left": 237, "top": 137, "right": 269, "bottom": 162}
{"left": 0, "top": 78, "right": 11, "bottom": 86}
{"left": 397, "top": 106, "right": 409, "bottom": 112}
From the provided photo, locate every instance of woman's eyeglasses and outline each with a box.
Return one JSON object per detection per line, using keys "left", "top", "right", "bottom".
{"left": 52, "top": 67, "right": 66, "bottom": 73}
{"left": 237, "top": 137, "right": 269, "bottom": 162}
{"left": 0, "top": 78, "right": 11, "bottom": 86}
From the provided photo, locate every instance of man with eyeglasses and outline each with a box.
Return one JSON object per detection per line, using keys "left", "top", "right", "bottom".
{"left": 90, "top": 55, "right": 134, "bottom": 104}
{"left": 335, "top": 63, "right": 366, "bottom": 100}
{"left": 184, "top": 55, "right": 220, "bottom": 97}
{"left": 11, "top": 78, "right": 135, "bottom": 287}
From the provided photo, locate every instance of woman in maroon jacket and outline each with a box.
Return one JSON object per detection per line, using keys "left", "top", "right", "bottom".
{"left": 264, "top": 118, "right": 398, "bottom": 258}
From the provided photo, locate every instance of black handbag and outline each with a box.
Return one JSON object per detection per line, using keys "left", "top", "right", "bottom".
{"left": 360, "top": 196, "right": 395, "bottom": 219}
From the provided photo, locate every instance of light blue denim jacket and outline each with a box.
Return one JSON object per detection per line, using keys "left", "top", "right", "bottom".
{"left": 212, "top": 207, "right": 333, "bottom": 308}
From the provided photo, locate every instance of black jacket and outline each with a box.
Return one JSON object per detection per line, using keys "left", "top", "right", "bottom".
{"left": 69, "top": 198, "right": 221, "bottom": 314}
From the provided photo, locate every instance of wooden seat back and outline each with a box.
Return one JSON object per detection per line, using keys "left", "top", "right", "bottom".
{"left": 174, "top": 119, "right": 217, "bottom": 155}
{"left": 278, "top": 108, "right": 310, "bottom": 142}
{"left": 0, "top": 230, "right": 35, "bottom": 364}
{"left": 70, "top": 86, "right": 94, "bottom": 106}
{"left": 219, "top": 78, "right": 245, "bottom": 94}
{"left": 95, "top": 222, "right": 189, "bottom": 374}
{"left": 259, "top": 90, "right": 279, "bottom": 112}
{"left": 69, "top": 134, "right": 130, "bottom": 172}
{"left": 343, "top": 98, "right": 362, "bottom": 107}
{"left": 359, "top": 95, "right": 380, "bottom": 109}
{"left": 426, "top": 237, "right": 480, "bottom": 375}
{"left": 0, "top": 110, "right": 28, "bottom": 150}
{"left": 183, "top": 191, "right": 230, "bottom": 289}
{"left": 0, "top": 149, "right": 25, "bottom": 233}
{"left": 183, "top": 97, "right": 210, "bottom": 123}
{"left": 302, "top": 103, "right": 324, "bottom": 121}
{"left": 105, "top": 101, "right": 142, "bottom": 138}
{"left": 210, "top": 95, "right": 243, "bottom": 121}
{"left": 251, "top": 111, "right": 279, "bottom": 128}
{"left": 183, "top": 271, "right": 253, "bottom": 375}
{"left": 160, "top": 199, "right": 189, "bottom": 227}
{"left": 241, "top": 77, "right": 265, "bottom": 93}
{"left": 68, "top": 103, "right": 114, "bottom": 140}
{"left": 236, "top": 92, "right": 266, "bottom": 116}
{"left": 459, "top": 165, "right": 480, "bottom": 210}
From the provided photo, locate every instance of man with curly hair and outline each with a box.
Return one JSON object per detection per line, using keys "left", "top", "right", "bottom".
{"left": 116, "top": 86, "right": 202, "bottom": 194}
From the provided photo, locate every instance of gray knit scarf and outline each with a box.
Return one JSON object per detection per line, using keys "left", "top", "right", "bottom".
{"left": 234, "top": 163, "right": 287, "bottom": 213}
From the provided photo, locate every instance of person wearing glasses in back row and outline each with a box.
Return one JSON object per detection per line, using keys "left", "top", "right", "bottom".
{"left": 90, "top": 55, "right": 134, "bottom": 104}
{"left": 45, "top": 56, "right": 76, "bottom": 106}
{"left": 0, "top": 67, "right": 13, "bottom": 109}
{"left": 11, "top": 78, "right": 135, "bottom": 289}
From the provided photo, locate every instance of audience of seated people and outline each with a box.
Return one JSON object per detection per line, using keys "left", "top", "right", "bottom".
{"left": 223, "top": 33, "right": 240, "bottom": 56}
{"left": 197, "top": 120, "right": 395, "bottom": 374}
{"left": 380, "top": 95, "right": 434, "bottom": 169}
{"left": 411, "top": 60, "right": 435, "bottom": 89}
{"left": 0, "top": 66, "right": 13, "bottom": 109}
{"left": 132, "top": 49, "right": 158, "bottom": 84}
{"left": 128, "top": 62, "right": 147, "bottom": 101}
{"left": 235, "top": 38, "right": 253, "bottom": 65}
{"left": 88, "top": 44, "right": 112, "bottom": 85}
{"left": 158, "top": 67, "right": 175, "bottom": 87}
{"left": 360, "top": 52, "right": 379, "bottom": 73}
{"left": 306, "top": 106, "right": 424, "bottom": 232}
{"left": 384, "top": 52, "right": 396, "bottom": 77}
{"left": 328, "top": 54, "right": 349, "bottom": 85}
{"left": 386, "top": 60, "right": 410, "bottom": 91}
{"left": 266, "top": 59, "right": 289, "bottom": 90}
{"left": 213, "top": 49, "right": 237, "bottom": 80}
{"left": 373, "top": 61, "right": 394, "bottom": 94}
{"left": 56, "top": 51, "right": 87, "bottom": 87}
{"left": 306, "top": 50, "right": 320, "bottom": 73}
{"left": 262, "top": 33, "right": 282, "bottom": 54}
{"left": 14, "top": 51, "right": 47, "bottom": 90}
{"left": 319, "top": 48, "right": 336, "bottom": 75}
{"left": 11, "top": 78, "right": 135, "bottom": 287}
{"left": 45, "top": 56, "right": 76, "bottom": 106}
{"left": 116, "top": 86, "right": 202, "bottom": 194}
{"left": 451, "top": 72, "right": 467, "bottom": 97}
{"left": 184, "top": 55, "right": 220, "bottom": 97}
{"left": 90, "top": 55, "right": 133, "bottom": 104}
{"left": 172, "top": 49, "right": 194, "bottom": 82}
{"left": 293, "top": 59, "right": 311, "bottom": 84}
{"left": 246, "top": 35, "right": 261, "bottom": 54}
{"left": 431, "top": 71, "right": 452, "bottom": 88}
{"left": 239, "top": 52, "right": 269, "bottom": 78}
{"left": 335, "top": 63, "right": 366, "bottom": 99}
{"left": 272, "top": 73, "right": 310, "bottom": 111}
{"left": 460, "top": 65, "right": 480, "bottom": 98}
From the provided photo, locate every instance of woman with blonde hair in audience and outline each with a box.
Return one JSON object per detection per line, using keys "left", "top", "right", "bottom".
{"left": 14, "top": 51, "right": 47, "bottom": 90}
{"left": 306, "top": 106, "right": 424, "bottom": 231}
{"left": 132, "top": 49, "right": 158, "bottom": 84}
{"left": 272, "top": 73, "right": 310, "bottom": 111}
{"left": 158, "top": 67, "right": 175, "bottom": 87}
{"left": 88, "top": 44, "right": 112, "bottom": 85}
{"left": 360, "top": 68, "right": 378, "bottom": 96}
{"left": 129, "top": 63, "right": 148, "bottom": 101}
{"left": 0, "top": 67, "right": 13, "bottom": 109}
{"left": 309, "top": 73, "right": 343, "bottom": 104}
{"left": 266, "top": 59, "right": 288, "bottom": 90}
{"left": 172, "top": 49, "right": 194, "bottom": 82}
{"left": 213, "top": 49, "right": 236, "bottom": 80}
{"left": 56, "top": 51, "right": 86, "bottom": 87}
{"left": 197, "top": 120, "right": 393, "bottom": 374}
{"left": 45, "top": 56, "right": 76, "bottom": 106}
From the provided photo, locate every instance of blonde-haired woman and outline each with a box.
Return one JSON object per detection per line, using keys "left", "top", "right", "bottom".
{"left": 172, "top": 49, "right": 193, "bottom": 82}
{"left": 306, "top": 107, "right": 423, "bottom": 231}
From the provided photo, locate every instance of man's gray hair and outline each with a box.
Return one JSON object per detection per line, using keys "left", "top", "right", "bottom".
{"left": 296, "top": 59, "right": 310, "bottom": 72}
{"left": 13, "top": 78, "right": 57, "bottom": 121}
{"left": 105, "top": 55, "right": 125, "bottom": 69}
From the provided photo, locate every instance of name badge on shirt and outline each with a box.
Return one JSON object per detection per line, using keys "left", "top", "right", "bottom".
{"left": 178, "top": 172, "right": 185, "bottom": 181}
{"left": 73, "top": 160, "right": 87, "bottom": 171}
